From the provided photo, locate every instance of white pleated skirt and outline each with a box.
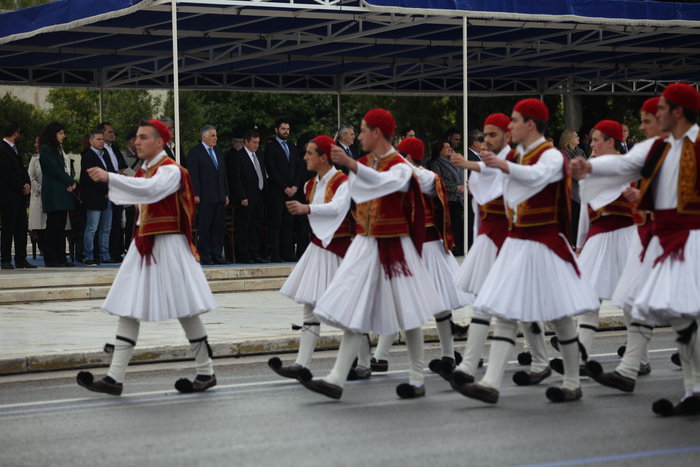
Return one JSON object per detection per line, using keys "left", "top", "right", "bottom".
{"left": 474, "top": 237, "right": 600, "bottom": 322}
{"left": 578, "top": 225, "right": 636, "bottom": 300}
{"left": 314, "top": 235, "right": 443, "bottom": 335}
{"left": 610, "top": 231, "right": 645, "bottom": 311}
{"left": 422, "top": 240, "right": 473, "bottom": 311}
{"left": 632, "top": 231, "right": 700, "bottom": 324}
{"left": 453, "top": 233, "right": 498, "bottom": 295}
{"left": 280, "top": 242, "right": 342, "bottom": 306}
{"left": 103, "top": 234, "right": 217, "bottom": 322}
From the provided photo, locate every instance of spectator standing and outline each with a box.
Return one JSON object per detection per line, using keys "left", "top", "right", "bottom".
{"left": 0, "top": 121, "right": 36, "bottom": 269}
{"left": 28, "top": 136, "right": 46, "bottom": 255}
{"left": 265, "top": 119, "right": 300, "bottom": 262}
{"left": 121, "top": 131, "right": 141, "bottom": 249}
{"left": 39, "top": 122, "right": 76, "bottom": 267}
{"left": 229, "top": 130, "right": 267, "bottom": 263}
{"left": 188, "top": 125, "right": 230, "bottom": 265}
{"left": 161, "top": 117, "right": 178, "bottom": 163}
{"left": 335, "top": 124, "right": 357, "bottom": 159}
{"left": 428, "top": 140, "right": 465, "bottom": 257}
{"left": 99, "top": 122, "right": 127, "bottom": 263}
{"left": 80, "top": 129, "right": 113, "bottom": 265}
{"left": 558, "top": 129, "right": 586, "bottom": 245}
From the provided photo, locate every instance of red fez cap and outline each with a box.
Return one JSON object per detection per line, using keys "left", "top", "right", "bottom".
{"left": 148, "top": 119, "right": 171, "bottom": 145}
{"left": 397, "top": 137, "right": 425, "bottom": 161}
{"left": 363, "top": 108, "right": 396, "bottom": 137}
{"left": 662, "top": 83, "right": 700, "bottom": 112}
{"left": 593, "top": 120, "right": 624, "bottom": 143}
{"left": 312, "top": 135, "right": 335, "bottom": 158}
{"left": 513, "top": 98, "right": 549, "bottom": 122}
{"left": 484, "top": 113, "right": 511, "bottom": 132}
{"left": 640, "top": 97, "right": 660, "bottom": 115}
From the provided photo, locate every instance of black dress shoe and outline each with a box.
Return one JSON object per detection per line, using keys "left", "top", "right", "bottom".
{"left": 652, "top": 395, "right": 700, "bottom": 417}
{"left": 214, "top": 257, "right": 230, "bottom": 265}
{"left": 77, "top": 371, "right": 123, "bottom": 396}
{"left": 513, "top": 367, "right": 552, "bottom": 386}
{"left": 429, "top": 356, "right": 456, "bottom": 382}
{"left": 1, "top": 262, "right": 15, "bottom": 270}
{"left": 449, "top": 369, "right": 475, "bottom": 387}
{"left": 591, "top": 370, "right": 635, "bottom": 393}
{"left": 62, "top": 262, "right": 76, "bottom": 267}
{"left": 269, "top": 256, "right": 282, "bottom": 263}
{"left": 254, "top": 257, "right": 270, "bottom": 263}
{"left": 103, "top": 258, "right": 122, "bottom": 264}
{"left": 300, "top": 378, "right": 343, "bottom": 399}
{"left": 370, "top": 358, "right": 388, "bottom": 372}
{"left": 238, "top": 258, "right": 254, "bottom": 264}
{"left": 545, "top": 386, "right": 582, "bottom": 403}
{"left": 15, "top": 261, "right": 37, "bottom": 269}
{"left": 175, "top": 374, "right": 217, "bottom": 393}
{"left": 457, "top": 383, "right": 499, "bottom": 404}
{"left": 396, "top": 383, "right": 425, "bottom": 399}
{"left": 268, "top": 357, "right": 306, "bottom": 379}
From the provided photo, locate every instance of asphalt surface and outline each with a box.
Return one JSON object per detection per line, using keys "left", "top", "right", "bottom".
{"left": 0, "top": 329, "right": 698, "bottom": 467}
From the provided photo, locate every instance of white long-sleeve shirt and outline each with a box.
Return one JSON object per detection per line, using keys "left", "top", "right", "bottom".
{"left": 348, "top": 148, "right": 412, "bottom": 204}
{"left": 306, "top": 167, "right": 352, "bottom": 247}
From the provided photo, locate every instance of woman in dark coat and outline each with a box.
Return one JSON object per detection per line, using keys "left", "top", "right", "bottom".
{"left": 39, "top": 122, "right": 76, "bottom": 267}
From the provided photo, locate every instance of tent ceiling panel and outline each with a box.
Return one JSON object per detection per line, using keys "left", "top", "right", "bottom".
{"left": 0, "top": 0, "right": 698, "bottom": 95}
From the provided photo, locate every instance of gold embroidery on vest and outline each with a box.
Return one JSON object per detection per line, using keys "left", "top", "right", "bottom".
{"left": 677, "top": 137, "right": 700, "bottom": 214}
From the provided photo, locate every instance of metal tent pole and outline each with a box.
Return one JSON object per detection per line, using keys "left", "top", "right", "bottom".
{"left": 462, "top": 16, "right": 469, "bottom": 256}
{"left": 171, "top": 0, "right": 181, "bottom": 163}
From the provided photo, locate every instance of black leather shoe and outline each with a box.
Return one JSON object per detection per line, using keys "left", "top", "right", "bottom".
{"left": 457, "top": 383, "right": 499, "bottom": 404}
{"left": 429, "top": 356, "right": 456, "bottom": 382}
{"left": 591, "top": 370, "right": 635, "bottom": 392}
{"left": 1, "top": 262, "right": 15, "bottom": 270}
{"left": 255, "top": 257, "right": 271, "bottom": 263}
{"left": 513, "top": 367, "right": 552, "bottom": 386}
{"left": 300, "top": 378, "right": 343, "bottom": 399}
{"left": 62, "top": 262, "right": 76, "bottom": 267}
{"left": 268, "top": 357, "right": 306, "bottom": 379}
{"left": 652, "top": 395, "right": 700, "bottom": 417}
{"left": 77, "top": 371, "right": 123, "bottom": 396}
{"left": 638, "top": 362, "right": 651, "bottom": 376}
{"left": 347, "top": 365, "right": 371, "bottom": 381}
{"left": 103, "top": 258, "right": 122, "bottom": 264}
{"left": 214, "top": 257, "right": 230, "bottom": 265}
{"left": 545, "top": 386, "right": 582, "bottom": 403}
{"left": 15, "top": 261, "right": 37, "bottom": 269}
{"left": 370, "top": 358, "right": 388, "bottom": 372}
{"left": 449, "top": 369, "right": 475, "bottom": 388}
{"left": 396, "top": 383, "right": 425, "bottom": 399}
{"left": 175, "top": 374, "right": 217, "bottom": 393}
{"left": 269, "top": 256, "right": 283, "bottom": 263}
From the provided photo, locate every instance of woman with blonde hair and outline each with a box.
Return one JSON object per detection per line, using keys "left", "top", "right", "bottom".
{"left": 558, "top": 129, "right": 586, "bottom": 243}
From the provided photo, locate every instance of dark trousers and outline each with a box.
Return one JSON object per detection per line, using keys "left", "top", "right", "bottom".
{"left": 0, "top": 203, "right": 28, "bottom": 264}
{"left": 123, "top": 206, "right": 135, "bottom": 249}
{"left": 197, "top": 202, "right": 225, "bottom": 261}
{"left": 449, "top": 200, "right": 465, "bottom": 257}
{"left": 570, "top": 200, "right": 581, "bottom": 246}
{"left": 268, "top": 196, "right": 294, "bottom": 260}
{"left": 45, "top": 210, "right": 67, "bottom": 265}
{"left": 69, "top": 207, "right": 86, "bottom": 263}
{"left": 109, "top": 203, "right": 124, "bottom": 260}
{"left": 235, "top": 201, "right": 263, "bottom": 262}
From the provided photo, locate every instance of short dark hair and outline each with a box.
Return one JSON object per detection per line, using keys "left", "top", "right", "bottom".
{"left": 2, "top": 121, "right": 19, "bottom": 138}
{"left": 400, "top": 126, "right": 414, "bottom": 138}
{"left": 89, "top": 129, "right": 105, "bottom": 140}
{"left": 39, "top": 122, "right": 65, "bottom": 152}
{"left": 468, "top": 129, "right": 484, "bottom": 147}
{"left": 597, "top": 130, "right": 624, "bottom": 153}
{"left": 244, "top": 129, "right": 259, "bottom": 141}
{"left": 97, "top": 121, "right": 113, "bottom": 131}
{"left": 138, "top": 119, "right": 164, "bottom": 147}
{"left": 274, "top": 119, "right": 289, "bottom": 130}
{"left": 522, "top": 115, "right": 548, "bottom": 134}
{"left": 445, "top": 128, "right": 460, "bottom": 138}
{"left": 431, "top": 139, "right": 451, "bottom": 159}
{"left": 667, "top": 101, "right": 698, "bottom": 125}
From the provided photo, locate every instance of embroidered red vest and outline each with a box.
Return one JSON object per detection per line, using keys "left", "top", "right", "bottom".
{"left": 638, "top": 136, "right": 700, "bottom": 214}
{"left": 304, "top": 170, "right": 353, "bottom": 239}
{"left": 423, "top": 173, "right": 455, "bottom": 252}
{"left": 134, "top": 156, "right": 198, "bottom": 261}
{"left": 506, "top": 143, "right": 572, "bottom": 237}
{"left": 353, "top": 153, "right": 419, "bottom": 238}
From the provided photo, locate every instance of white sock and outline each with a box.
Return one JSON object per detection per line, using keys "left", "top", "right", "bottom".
{"left": 404, "top": 327, "right": 425, "bottom": 386}
{"left": 480, "top": 318, "right": 517, "bottom": 390}
{"left": 577, "top": 310, "right": 599, "bottom": 362}
{"left": 522, "top": 322, "right": 549, "bottom": 373}
{"left": 457, "top": 313, "right": 491, "bottom": 376}
{"left": 373, "top": 333, "right": 396, "bottom": 362}
{"left": 670, "top": 318, "right": 700, "bottom": 396}
{"left": 294, "top": 304, "right": 320, "bottom": 368}
{"left": 179, "top": 315, "right": 214, "bottom": 376}
{"left": 357, "top": 334, "right": 371, "bottom": 368}
{"left": 552, "top": 317, "right": 580, "bottom": 391}
{"left": 107, "top": 317, "right": 140, "bottom": 383}
{"left": 435, "top": 311, "right": 455, "bottom": 359}
{"left": 615, "top": 320, "right": 653, "bottom": 380}
{"left": 325, "top": 331, "right": 363, "bottom": 388}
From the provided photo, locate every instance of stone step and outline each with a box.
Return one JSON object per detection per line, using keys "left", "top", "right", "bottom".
{"left": 0, "top": 265, "right": 293, "bottom": 304}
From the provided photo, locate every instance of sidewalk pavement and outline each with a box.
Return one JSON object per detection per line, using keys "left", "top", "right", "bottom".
{"left": 0, "top": 291, "right": 628, "bottom": 376}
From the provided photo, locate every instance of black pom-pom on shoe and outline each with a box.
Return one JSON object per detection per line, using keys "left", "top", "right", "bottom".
{"left": 297, "top": 367, "right": 313, "bottom": 383}
{"left": 517, "top": 351, "right": 532, "bottom": 366}
{"left": 617, "top": 345, "right": 626, "bottom": 357}
{"left": 396, "top": 383, "right": 425, "bottom": 399}
{"left": 550, "top": 358, "right": 564, "bottom": 374}
{"left": 652, "top": 398, "right": 675, "bottom": 416}
{"left": 550, "top": 336, "right": 560, "bottom": 352}
{"left": 77, "top": 372, "right": 123, "bottom": 396}
{"left": 268, "top": 357, "right": 282, "bottom": 370}
{"left": 671, "top": 352, "right": 681, "bottom": 367}
{"left": 585, "top": 360, "right": 603, "bottom": 378}
{"left": 454, "top": 351, "right": 463, "bottom": 365}
{"left": 545, "top": 386, "right": 582, "bottom": 403}
{"left": 175, "top": 378, "right": 194, "bottom": 393}
{"left": 77, "top": 371, "right": 94, "bottom": 387}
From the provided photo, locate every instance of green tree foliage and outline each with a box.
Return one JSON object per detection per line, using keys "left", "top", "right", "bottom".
{"left": 0, "top": 0, "right": 50, "bottom": 10}
{"left": 46, "top": 88, "right": 161, "bottom": 154}
{"left": 0, "top": 92, "right": 47, "bottom": 163}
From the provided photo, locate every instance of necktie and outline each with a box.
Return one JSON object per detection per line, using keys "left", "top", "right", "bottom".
{"left": 344, "top": 146, "right": 352, "bottom": 158}
{"left": 12, "top": 145, "right": 19, "bottom": 156}
{"left": 251, "top": 152, "right": 264, "bottom": 190}
{"left": 69, "top": 159, "right": 76, "bottom": 178}
{"left": 207, "top": 147, "right": 219, "bottom": 170}
{"left": 101, "top": 151, "right": 116, "bottom": 172}
{"left": 281, "top": 140, "right": 290, "bottom": 160}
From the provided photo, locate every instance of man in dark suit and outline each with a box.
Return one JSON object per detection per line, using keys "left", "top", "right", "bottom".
{"left": 228, "top": 130, "right": 267, "bottom": 264}
{"left": 98, "top": 121, "right": 128, "bottom": 263}
{"left": 188, "top": 125, "right": 229, "bottom": 265}
{"left": 335, "top": 124, "right": 357, "bottom": 159}
{"left": 264, "top": 119, "right": 300, "bottom": 262}
{"left": 0, "top": 121, "right": 35, "bottom": 269}
{"left": 80, "top": 129, "right": 115, "bottom": 265}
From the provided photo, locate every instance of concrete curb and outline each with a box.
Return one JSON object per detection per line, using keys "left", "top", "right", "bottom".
{"left": 0, "top": 313, "right": 630, "bottom": 376}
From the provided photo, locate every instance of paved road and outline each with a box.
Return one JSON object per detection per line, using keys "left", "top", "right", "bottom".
{"left": 0, "top": 329, "right": 698, "bottom": 467}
